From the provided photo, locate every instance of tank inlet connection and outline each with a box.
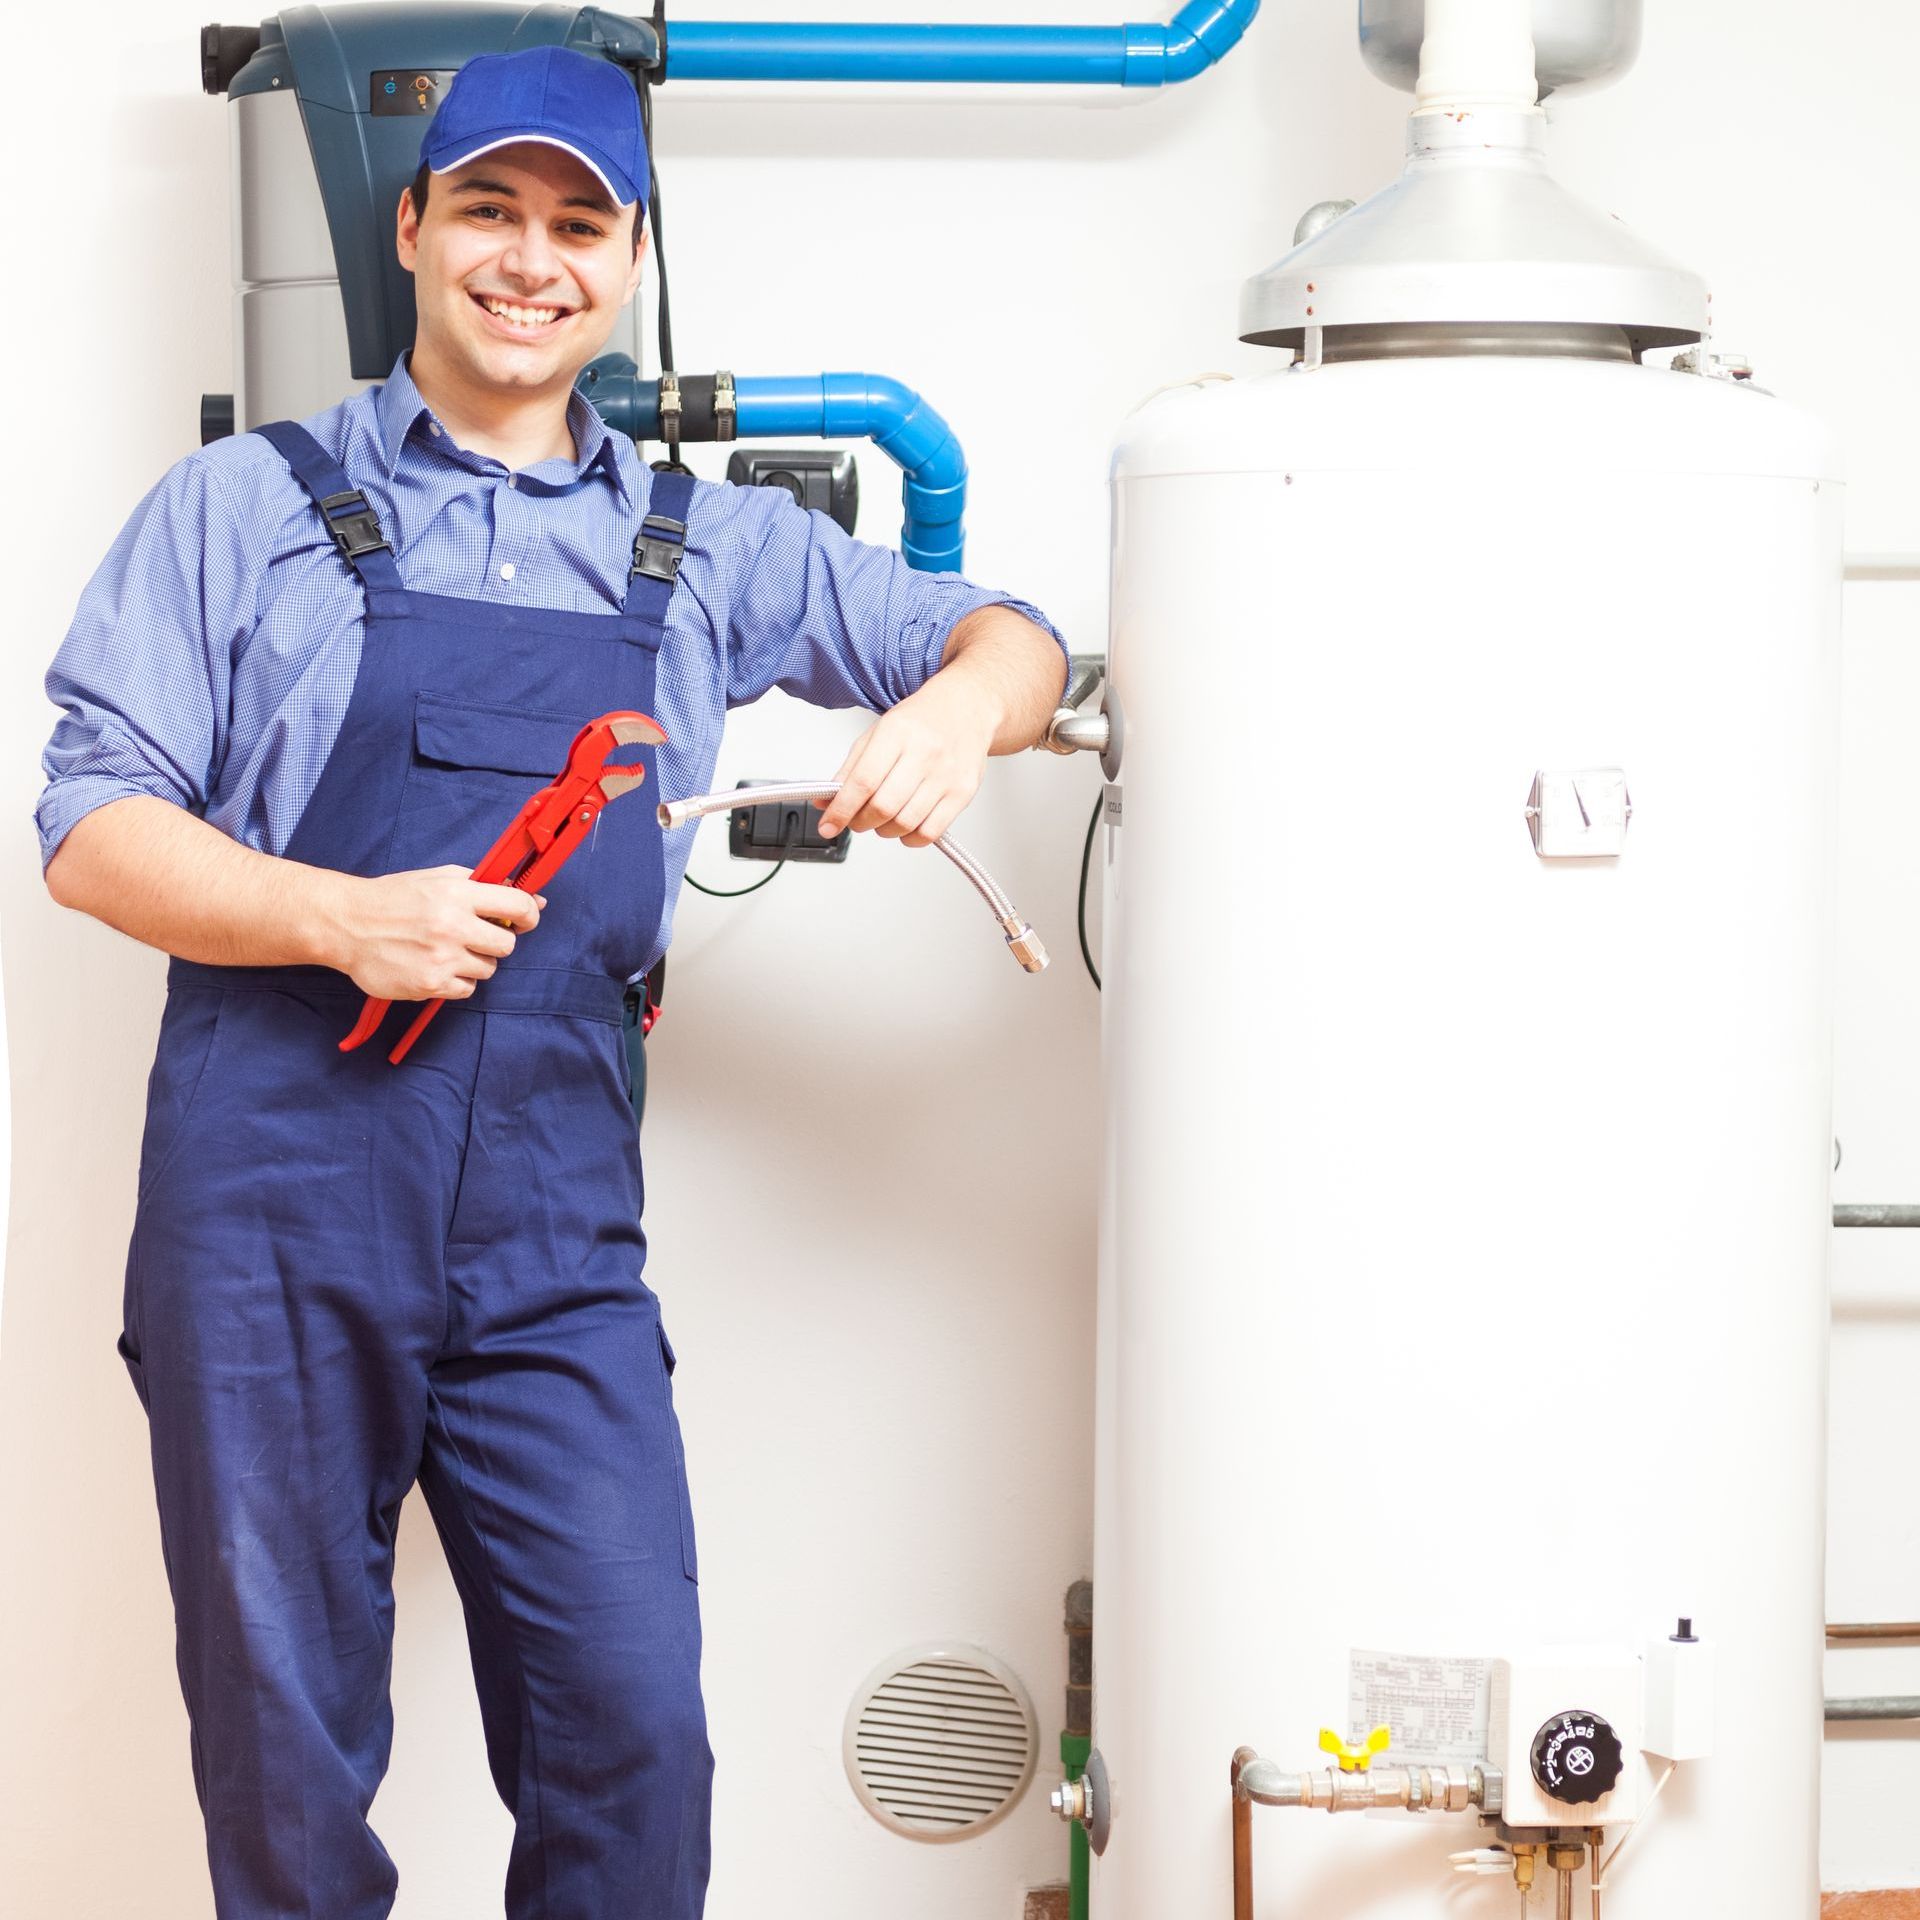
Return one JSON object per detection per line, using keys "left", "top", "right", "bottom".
{"left": 1231, "top": 1743, "right": 1509, "bottom": 1920}
{"left": 1050, "top": 1746, "right": 1112, "bottom": 1855}
{"left": 659, "top": 782, "right": 1048, "bottom": 972}
{"left": 1042, "top": 653, "right": 1110, "bottom": 756}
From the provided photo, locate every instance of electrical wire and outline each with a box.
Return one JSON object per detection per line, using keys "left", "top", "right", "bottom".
{"left": 682, "top": 819, "right": 796, "bottom": 898}
{"left": 637, "top": 79, "right": 674, "bottom": 381}
{"left": 683, "top": 859, "right": 787, "bottom": 899}
{"left": 1594, "top": 1761, "right": 1676, "bottom": 1889}
{"left": 1078, "top": 790, "right": 1102, "bottom": 990}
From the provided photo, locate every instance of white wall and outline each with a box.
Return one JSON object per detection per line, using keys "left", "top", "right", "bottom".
{"left": 0, "top": 1, "right": 1914, "bottom": 1912}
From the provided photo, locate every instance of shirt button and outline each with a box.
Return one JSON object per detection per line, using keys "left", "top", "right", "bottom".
{"left": 507, "top": 474, "right": 518, "bottom": 489}
{"left": 429, "top": 421, "right": 442, "bottom": 437}
{"left": 499, "top": 562, "right": 516, "bottom": 581}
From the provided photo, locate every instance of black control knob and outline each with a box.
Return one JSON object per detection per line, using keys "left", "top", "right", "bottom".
{"left": 1529, "top": 1710, "right": 1625, "bottom": 1806}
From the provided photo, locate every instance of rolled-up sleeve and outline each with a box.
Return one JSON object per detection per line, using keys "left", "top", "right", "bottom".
{"left": 36, "top": 455, "right": 249, "bottom": 870}
{"left": 718, "top": 483, "right": 1067, "bottom": 711}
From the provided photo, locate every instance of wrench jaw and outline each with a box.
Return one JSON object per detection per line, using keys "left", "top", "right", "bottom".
{"left": 595, "top": 764, "right": 651, "bottom": 804}
{"left": 569, "top": 710, "right": 666, "bottom": 806}
{"left": 607, "top": 713, "right": 668, "bottom": 749}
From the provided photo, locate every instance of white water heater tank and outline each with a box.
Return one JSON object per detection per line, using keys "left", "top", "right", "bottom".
{"left": 1092, "top": 345, "right": 1841, "bottom": 1917}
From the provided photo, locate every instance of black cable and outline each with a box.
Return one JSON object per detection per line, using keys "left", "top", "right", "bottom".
{"left": 683, "top": 858, "right": 787, "bottom": 900}
{"left": 638, "top": 79, "right": 673, "bottom": 378}
{"left": 1078, "top": 791, "right": 1102, "bottom": 991}
{"left": 682, "top": 818, "right": 797, "bottom": 899}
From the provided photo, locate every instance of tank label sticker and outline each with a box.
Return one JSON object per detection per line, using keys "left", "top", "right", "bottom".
{"left": 1103, "top": 784, "right": 1123, "bottom": 828}
{"left": 1348, "top": 1650, "right": 1491, "bottom": 1767}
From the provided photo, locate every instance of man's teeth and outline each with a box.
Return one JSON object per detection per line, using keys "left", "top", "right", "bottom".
{"left": 480, "top": 297, "right": 567, "bottom": 328}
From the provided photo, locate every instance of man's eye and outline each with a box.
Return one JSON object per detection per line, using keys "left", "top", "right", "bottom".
{"left": 469, "top": 205, "right": 506, "bottom": 221}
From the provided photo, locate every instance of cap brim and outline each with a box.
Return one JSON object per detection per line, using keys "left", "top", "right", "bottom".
{"left": 430, "top": 132, "right": 639, "bottom": 208}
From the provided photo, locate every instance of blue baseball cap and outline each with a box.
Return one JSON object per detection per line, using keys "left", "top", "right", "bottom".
{"left": 423, "top": 46, "right": 648, "bottom": 210}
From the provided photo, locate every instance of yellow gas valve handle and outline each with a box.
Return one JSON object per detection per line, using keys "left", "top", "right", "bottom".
{"left": 1318, "top": 1725, "right": 1392, "bottom": 1773}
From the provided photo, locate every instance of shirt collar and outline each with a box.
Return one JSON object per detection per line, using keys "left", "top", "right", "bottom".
{"left": 373, "top": 352, "right": 633, "bottom": 509}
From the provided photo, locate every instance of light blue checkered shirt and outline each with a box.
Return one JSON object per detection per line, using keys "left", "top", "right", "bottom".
{"left": 38, "top": 353, "right": 1063, "bottom": 969}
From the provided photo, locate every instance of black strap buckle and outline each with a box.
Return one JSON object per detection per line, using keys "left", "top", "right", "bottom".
{"left": 318, "top": 488, "right": 391, "bottom": 562}
{"left": 631, "top": 510, "right": 687, "bottom": 583}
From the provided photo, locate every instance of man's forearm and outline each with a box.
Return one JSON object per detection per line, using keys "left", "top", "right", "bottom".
{"left": 935, "top": 603, "right": 1070, "bottom": 754}
{"left": 816, "top": 601, "right": 1070, "bottom": 844}
{"left": 44, "top": 796, "right": 350, "bottom": 968}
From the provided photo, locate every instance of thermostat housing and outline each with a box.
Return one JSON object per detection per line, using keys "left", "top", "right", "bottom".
{"left": 1489, "top": 1648, "right": 1643, "bottom": 1828}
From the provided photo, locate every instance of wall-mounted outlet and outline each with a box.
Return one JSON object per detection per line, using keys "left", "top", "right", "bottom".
{"left": 727, "top": 782, "right": 851, "bottom": 865}
{"left": 726, "top": 449, "right": 860, "bottom": 536}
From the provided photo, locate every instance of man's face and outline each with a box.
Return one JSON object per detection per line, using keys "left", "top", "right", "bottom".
{"left": 396, "top": 142, "right": 645, "bottom": 396}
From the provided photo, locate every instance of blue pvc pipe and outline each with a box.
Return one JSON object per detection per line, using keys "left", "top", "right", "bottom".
{"left": 663, "top": 0, "right": 1259, "bottom": 87}
{"left": 579, "top": 360, "right": 970, "bottom": 573}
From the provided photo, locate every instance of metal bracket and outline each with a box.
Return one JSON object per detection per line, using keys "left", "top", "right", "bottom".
{"left": 658, "top": 368, "right": 683, "bottom": 454}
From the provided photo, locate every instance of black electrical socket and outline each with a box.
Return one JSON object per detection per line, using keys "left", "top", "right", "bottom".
{"left": 726, "top": 449, "right": 860, "bottom": 536}
{"left": 727, "top": 782, "right": 851, "bottom": 864}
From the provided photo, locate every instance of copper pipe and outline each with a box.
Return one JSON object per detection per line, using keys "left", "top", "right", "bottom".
{"left": 1590, "top": 1830, "right": 1602, "bottom": 1920}
{"left": 1232, "top": 1746, "right": 1258, "bottom": 1920}
{"left": 1828, "top": 1622, "right": 1920, "bottom": 1642}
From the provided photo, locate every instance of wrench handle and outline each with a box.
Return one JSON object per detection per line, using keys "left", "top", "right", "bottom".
{"left": 339, "top": 996, "right": 392, "bottom": 1053}
{"left": 386, "top": 998, "right": 445, "bottom": 1065}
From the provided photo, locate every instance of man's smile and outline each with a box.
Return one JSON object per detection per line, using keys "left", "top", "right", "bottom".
{"left": 469, "top": 291, "right": 577, "bottom": 333}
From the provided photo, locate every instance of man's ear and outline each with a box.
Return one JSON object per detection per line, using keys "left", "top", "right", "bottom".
{"left": 622, "top": 225, "right": 649, "bottom": 307}
{"left": 396, "top": 185, "right": 420, "bottom": 272}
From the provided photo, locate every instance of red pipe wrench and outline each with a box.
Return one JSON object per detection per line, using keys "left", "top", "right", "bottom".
{"left": 340, "top": 709, "right": 668, "bottom": 1065}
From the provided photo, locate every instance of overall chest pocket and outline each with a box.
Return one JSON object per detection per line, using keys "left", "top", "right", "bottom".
{"left": 396, "top": 694, "right": 590, "bottom": 869}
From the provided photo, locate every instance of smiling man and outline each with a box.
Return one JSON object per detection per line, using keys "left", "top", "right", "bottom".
{"left": 36, "top": 44, "right": 1066, "bottom": 1920}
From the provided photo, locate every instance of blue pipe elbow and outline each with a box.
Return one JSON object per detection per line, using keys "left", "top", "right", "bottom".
{"left": 578, "top": 360, "right": 970, "bottom": 573}
{"left": 824, "top": 374, "right": 968, "bottom": 570}
{"left": 664, "top": 0, "right": 1258, "bottom": 87}
{"left": 1137, "top": 0, "right": 1262, "bottom": 85}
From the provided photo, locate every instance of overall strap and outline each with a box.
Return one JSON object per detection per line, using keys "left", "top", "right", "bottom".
{"left": 253, "top": 420, "right": 404, "bottom": 591}
{"left": 624, "top": 468, "right": 697, "bottom": 619}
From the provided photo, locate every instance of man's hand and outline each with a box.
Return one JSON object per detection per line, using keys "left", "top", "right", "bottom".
{"left": 818, "top": 674, "right": 998, "bottom": 849}
{"left": 328, "top": 866, "right": 544, "bottom": 1002}
{"left": 44, "top": 796, "right": 545, "bottom": 992}
{"left": 815, "top": 603, "right": 1067, "bottom": 847}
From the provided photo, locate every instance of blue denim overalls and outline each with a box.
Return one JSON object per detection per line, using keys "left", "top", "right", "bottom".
{"left": 117, "top": 421, "right": 711, "bottom": 1918}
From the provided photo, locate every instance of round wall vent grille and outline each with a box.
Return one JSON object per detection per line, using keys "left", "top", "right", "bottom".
{"left": 843, "top": 1644, "right": 1038, "bottom": 1842}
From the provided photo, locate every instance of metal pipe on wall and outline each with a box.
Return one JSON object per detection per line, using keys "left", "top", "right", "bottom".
{"left": 1826, "top": 1698, "right": 1920, "bottom": 1722}
{"left": 1231, "top": 1748, "right": 1257, "bottom": 1920}
{"left": 1844, "top": 554, "right": 1920, "bottom": 581}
